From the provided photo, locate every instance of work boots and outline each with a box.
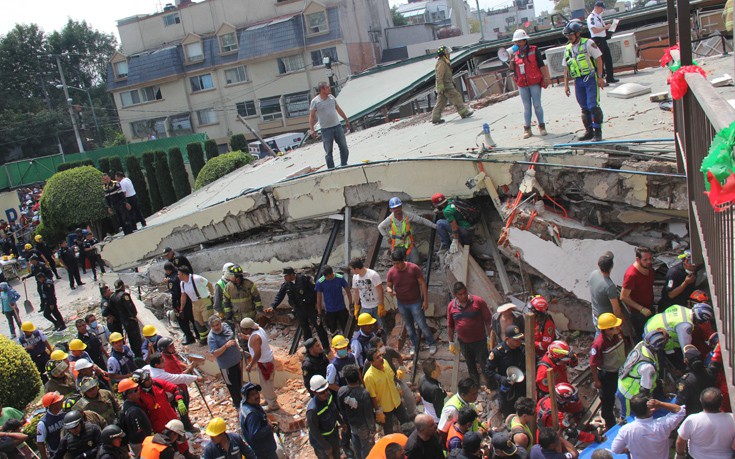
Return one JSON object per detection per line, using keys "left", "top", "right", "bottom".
{"left": 523, "top": 126, "right": 532, "bottom": 139}
{"left": 578, "top": 114, "right": 593, "bottom": 141}
{"left": 538, "top": 124, "right": 548, "bottom": 136}
{"left": 593, "top": 128, "right": 603, "bottom": 142}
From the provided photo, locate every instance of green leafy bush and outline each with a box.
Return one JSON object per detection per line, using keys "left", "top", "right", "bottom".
{"left": 230, "top": 134, "right": 247, "bottom": 152}
{"left": 56, "top": 160, "right": 94, "bottom": 172}
{"left": 204, "top": 139, "right": 219, "bottom": 161}
{"left": 39, "top": 166, "right": 107, "bottom": 237}
{"left": 23, "top": 414, "right": 42, "bottom": 450}
{"left": 168, "top": 147, "right": 191, "bottom": 200}
{"left": 0, "top": 336, "right": 42, "bottom": 412}
{"left": 125, "top": 155, "right": 152, "bottom": 217}
{"left": 142, "top": 152, "right": 163, "bottom": 212}
{"left": 154, "top": 151, "right": 176, "bottom": 206}
{"left": 186, "top": 142, "right": 206, "bottom": 181}
{"left": 34, "top": 221, "right": 66, "bottom": 247}
{"left": 194, "top": 151, "right": 253, "bottom": 190}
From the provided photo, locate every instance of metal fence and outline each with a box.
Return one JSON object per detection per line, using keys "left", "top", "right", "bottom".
{"left": 675, "top": 72, "right": 735, "bottom": 407}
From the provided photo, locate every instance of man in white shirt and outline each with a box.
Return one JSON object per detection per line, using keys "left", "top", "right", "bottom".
{"left": 349, "top": 257, "right": 385, "bottom": 329}
{"left": 178, "top": 266, "right": 215, "bottom": 344}
{"left": 611, "top": 395, "right": 686, "bottom": 459}
{"left": 309, "top": 81, "right": 350, "bottom": 169}
{"left": 144, "top": 353, "right": 200, "bottom": 386}
{"left": 587, "top": 1, "right": 618, "bottom": 83}
{"left": 115, "top": 171, "right": 146, "bottom": 229}
{"left": 676, "top": 387, "right": 735, "bottom": 459}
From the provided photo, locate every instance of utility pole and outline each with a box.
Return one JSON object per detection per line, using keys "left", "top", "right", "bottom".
{"left": 52, "top": 54, "right": 85, "bottom": 153}
{"left": 38, "top": 76, "right": 65, "bottom": 157}
{"left": 476, "top": 0, "right": 486, "bottom": 42}
{"left": 324, "top": 57, "right": 337, "bottom": 94}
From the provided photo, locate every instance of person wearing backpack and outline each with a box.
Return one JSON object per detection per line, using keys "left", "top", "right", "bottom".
{"left": 431, "top": 193, "right": 476, "bottom": 254}
{"left": 0, "top": 282, "right": 21, "bottom": 339}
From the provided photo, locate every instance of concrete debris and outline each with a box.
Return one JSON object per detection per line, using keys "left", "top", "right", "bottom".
{"left": 469, "top": 90, "right": 519, "bottom": 109}
{"left": 607, "top": 83, "right": 652, "bottom": 99}
{"left": 711, "top": 74, "right": 734, "bottom": 87}
{"left": 649, "top": 91, "right": 670, "bottom": 102}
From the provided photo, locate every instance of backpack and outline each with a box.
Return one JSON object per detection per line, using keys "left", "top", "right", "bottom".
{"left": 451, "top": 198, "right": 481, "bottom": 224}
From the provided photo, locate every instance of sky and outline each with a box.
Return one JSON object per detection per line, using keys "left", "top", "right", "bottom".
{"left": 0, "top": 0, "right": 554, "bottom": 40}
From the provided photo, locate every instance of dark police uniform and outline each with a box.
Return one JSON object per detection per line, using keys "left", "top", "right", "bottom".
{"left": 58, "top": 245, "right": 83, "bottom": 289}
{"left": 167, "top": 271, "right": 196, "bottom": 344}
{"left": 676, "top": 367, "right": 715, "bottom": 414}
{"left": 271, "top": 274, "right": 329, "bottom": 349}
{"left": 302, "top": 351, "right": 330, "bottom": 396}
{"left": 83, "top": 236, "right": 106, "bottom": 281}
{"left": 36, "top": 241, "right": 61, "bottom": 279}
{"left": 484, "top": 341, "right": 526, "bottom": 417}
{"left": 103, "top": 179, "right": 134, "bottom": 235}
{"left": 108, "top": 289, "right": 143, "bottom": 358}
{"left": 170, "top": 254, "right": 193, "bottom": 273}
{"left": 39, "top": 278, "right": 65, "bottom": 330}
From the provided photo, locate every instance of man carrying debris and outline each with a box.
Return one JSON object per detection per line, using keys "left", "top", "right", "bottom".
{"left": 315, "top": 265, "right": 352, "bottom": 334}
{"left": 349, "top": 258, "right": 385, "bottom": 331}
{"left": 309, "top": 81, "right": 351, "bottom": 169}
{"left": 178, "top": 265, "right": 215, "bottom": 345}
{"left": 620, "top": 247, "right": 655, "bottom": 340}
{"left": 271, "top": 267, "right": 330, "bottom": 350}
{"left": 239, "top": 317, "right": 280, "bottom": 411}
{"left": 223, "top": 265, "right": 267, "bottom": 324}
{"left": 484, "top": 325, "right": 526, "bottom": 418}
{"left": 239, "top": 382, "right": 281, "bottom": 459}
{"left": 431, "top": 45, "right": 473, "bottom": 124}
{"left": 377, "top": 197, "right": 437, "bottom": 264}
{"left": 447, "top": 281, "right": 493, "bottom": 387}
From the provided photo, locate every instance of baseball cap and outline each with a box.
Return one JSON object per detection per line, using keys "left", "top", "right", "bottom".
{"left": 164, "top": 247, "right": 173, "bottom": 254}
{"left": 505, "top": 325, "right": 524, "bottom": 340}
{"left": 304, "top": 337, "right": 319, "bottom": 351}
{"left": 240, "top": 382, "right": 262, "bottom": 396}
{"left": 492, "top": 432, "right": 518, "bottom": 455}
{"left": 282, "top": 267, "right": 295, "bottom": 275}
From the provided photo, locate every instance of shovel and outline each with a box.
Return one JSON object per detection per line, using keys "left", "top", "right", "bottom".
{"left": 22, "top": 280, "right": 33, "bottom": 313}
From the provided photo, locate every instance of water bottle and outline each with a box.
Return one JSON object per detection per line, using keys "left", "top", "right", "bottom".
{"left": 483, "top": 123, "right": 496, "bottom": 148}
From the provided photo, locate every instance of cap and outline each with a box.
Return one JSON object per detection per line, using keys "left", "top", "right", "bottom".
{"left": 497, "top": 303, "right": 516, "bottom": 313}
{"left": 505, "top": 325, "right": 524, "bottom": 340}
{"left": 492, "top": 431, "right": 517, "bottom": 455}
{"left": 114, "top": 279, "right": 125, "bottom": 290}
{"left": 594, "top": 1, "right": 605, "bottom": 6}
{"left": 74, "top": 359, "right": 93, "bottom": 371}
{"left": 282, "top": 267, "right": 295, "bottom": 275}
{"left": 241, "top": 382, "right": 262, "bottom": 396}
{"left": 240, "top": 318, "right": 259, "bottom": 330}
{"left": 304, "top": 337, "right": 319, "bottom": 351}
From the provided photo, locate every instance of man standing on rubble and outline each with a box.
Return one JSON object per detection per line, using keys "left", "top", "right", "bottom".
{"left": 349, "top": 258, "right": 385, "bottom": 331}
{"left": 447, "top": 281, "right": 493, "bottom": 386}
{"left": 107, "top": 280, "right": 143, "bottom": 359}
{"left": 271, "top": 267, "right": 330, "bottom": 350}
{"left": 431, "top": 45, "right": 473, "bottom": 124}
{"left": 309, "top": 81, "right": 350, "bottom": 169}
{"left": 621, "top": 247, "right": 656, "bottom": 340}
{"left": 240, "top": 318, "right": 280, "bottom": 411}
{"left": 303, "top": 338, "right": 331, "bottom": 396}
{"left": 589, "top": 251, "right": 624, "bottom": 330}
{"left": 431, "top": 193, "right": 474, "bottom": 254}
{"left": 377, "top": 197, "right": 437, "bottom": 264}
{"left": 315, "top": 265, "right": 352, "bottom": 334}
{"left": 222, "top": 265, "right": 266, "bottom": 324}
{"left": 178, "top": 265, "right": 215, "bottom": 345}
{"left": 240, "top": 382, "right": 281, "bottom": 459}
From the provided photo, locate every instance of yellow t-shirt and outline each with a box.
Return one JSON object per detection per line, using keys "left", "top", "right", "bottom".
{"left": 364, "top": 364, "right": 401, "bottom": 413}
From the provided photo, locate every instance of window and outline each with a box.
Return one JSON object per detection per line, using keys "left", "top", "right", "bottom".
{"left": 196, "top": 108, "right": 217, "bottom": 126}
{"left": 277, "top": 54, "right": 305, "bottom": 74}
{"left": 131, "top": 117, "right": 167, "bottom": 139}
{"left": 220, "top": 32, "right": 238, "bottom": 53}
{"left": 190, "top": 74, "right": 214, "bottom": 92}
{"left": 259, "top": 96, "right": 282, "bottom": 121}
{"left": 141, "top": 86, "right": 162, "bottom": 102}
{"left": 306, "top": 11, "right": 328, "bottom": 34}
{"left": 224, "top": 66, "right": 249, "bottom": 84}
{"left": 120, "top": 85, "right": 162, "bottom": 107}
{"left": 236, "top": 100, "right": 257, "bottom": 117}
{"left": 185, "top": 41, "right": 204, "bottom": 62}
{"left": 310, "top": 47, "right": 338, "bottom": 67}
{"left": 170, "top": 114, "right": 193, "bottom": 135}
{"left": 163, "top": 13, "right": 181, "bottom": 26}
{"left": 284, "top": 92, "right": 310, "bottom": 118}
{"left": 115, "top": 61, "right": 128, "bottom": 79}
{"left": 120, "top": 90, "right": 141, "bottom": 108}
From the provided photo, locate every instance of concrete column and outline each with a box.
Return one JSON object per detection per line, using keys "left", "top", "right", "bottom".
{"left": 344, "top": 206, "right": 351, "bottom": 268}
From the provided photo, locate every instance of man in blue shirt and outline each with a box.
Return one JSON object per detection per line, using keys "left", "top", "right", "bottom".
{"left": 530, "top": 427, "right": 579, "bottom": 459}
{"left": 203, "top": 417, "right": 255, "bottom": 459}
{"left": 239, "top": 383, "right": 279, "bottom": 459}
{"left": 315, "top": 265, "right": 351, "bottom": 334}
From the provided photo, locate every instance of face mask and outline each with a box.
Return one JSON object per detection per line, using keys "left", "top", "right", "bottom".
{"left": 90, "top": 321, "right": 98, "bottom": 329}
{"left": 337, "top": 349, "right": 348, "bottom": 358}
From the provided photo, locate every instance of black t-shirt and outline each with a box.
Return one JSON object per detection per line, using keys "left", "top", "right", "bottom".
{"left": 404, "top": 430, "right": 444, "bottom": 459}
{"left": 659, "top": 263, "right": 696, "bottom": 309}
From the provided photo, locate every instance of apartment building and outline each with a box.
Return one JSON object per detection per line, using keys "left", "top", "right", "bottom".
{"left": 107, "top": 0, "right": 393, "bottom": 147}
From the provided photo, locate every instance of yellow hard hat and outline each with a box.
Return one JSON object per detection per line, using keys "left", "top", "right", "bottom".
{"left": 331, "top": 334, "right": 349, "bottom": 349}
{"left": 142, "top": 325, "right": 157, "bottom": 337}
{"left": 109, "top": 332, "right": 124, "bottom": 342}
{"left": 50, "top": 349, "right": 68, "bottom": 361}
{"left": 597, "top": 313, "right": 623, "bottom": 330}
{"left": 357, "top": 312, "right": 377, "bottom": 327}
{"left": 21, "top": 322, "right": 36, "bottom": 332}
{"left": 34, "top": 235, "right": 42, "bottom": 242}
{"left": 24, "top": 243, "right": 32, "bottom": 250}
{"left": 205, "top": 417, "right": 227, "bottom": 437}
{"left": 69, "top": 339, "right": 87, "bottom": 351}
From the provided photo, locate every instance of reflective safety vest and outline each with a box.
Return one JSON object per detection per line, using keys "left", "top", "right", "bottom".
{"left": 618, "top": 341, "right": 658, "bottom": 399}
{"left": 643, "top": 305, "right": 692, "bottom": 352}
{"left": 390, "top": 216, "right": 414, "bottom": 254}
{"left": 564, "top": 38, "right": 596, "bottom": 79}
{"left": 507, "top": 414, "right": 534, "bottom": 446}
{"left": 223, "top": 280, "right": 262, "bottom": 321}
{"left": 307, "top": 394, "right": 338, "bottom": 437}
{"left": 513, "top": 45, "right": 544, "bottom": 88}
{"left": 140, "top": 436, "right": 169, "bottom": 459}
{"left": 444, "top": 394, "right": 480, "bottom": 431}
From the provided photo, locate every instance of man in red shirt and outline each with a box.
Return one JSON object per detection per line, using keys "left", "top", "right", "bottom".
{"left": 131, "top": 369, "right": 185, "bottom": 434}
{"left": 447, "top": 281, "right": 493, "bottom": 386}
{"left": 386, "top": 249, "right": 437, "bottom": 355}
{"left": 590, "top": 313, "right": 626, "bottom": 431}
{"left": 621, "top": 247, "right": 655, "bottom": 339}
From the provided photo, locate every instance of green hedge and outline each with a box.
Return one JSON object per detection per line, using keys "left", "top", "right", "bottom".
{"left": 230, "top": 134, "right": 247, "bottom": 152}
{"left": 154, "top": 151, "right": 176, "bottom": 207}
{"left": 168, "top": 147, "right": 191, "bottom": 200}
{"left": 186, "top": 142, "right": 206, "bottom": 181}
{"left": 142, "top": 152, "right": 163, "bottom": 213}
{"left": 98, "top": 157, "right": 111, "bottom": 174}
{"left": 109, "top": 156, "right": 125, "bottom": 176}
{"left": 56, "top": 160, "right": 94, "bottom": 172}
{"left": 0, "top": 336, "right": 43, "bottom": 411}
{"left": 194, "top": 151, "right": 253, "bottom": 190}
{"left": 204, "top": 139, "right": 219, "bottom": 161}
{"left": 125, "top": 155, "right": 152, "bottom": 217}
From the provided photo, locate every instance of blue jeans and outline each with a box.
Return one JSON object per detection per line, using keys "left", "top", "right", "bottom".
{"left": 321, "top": 125, "right": 350, "bottom": 168}
{"left": 436, "top": 219, "right": 474, "bottom": 249}
{"left": 350, "top": 426, "right": 374, "bottom": 459}
{"left": 519, "top": 84, "right": 544, "bottom": 127}
{"left": 396, "top": 301, "right": 435, "bottom": 348}
{"left": 574, "top": 74, "right": 602, "bottom": 128}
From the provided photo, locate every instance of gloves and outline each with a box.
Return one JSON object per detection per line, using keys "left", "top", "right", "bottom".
{"left": 375, "top": 411, "right": 386, "bottom": 424}
{"left": 487, "top": 338, "right": 493, "bottom": 350}
{"left": 378, "top": 303, "right": 387, "bottom": 318}
{"left": 449, "top": 239, "right": 459, "bottom": 254}
{"left": 177, "top": 399, "right": 188, "bottom": 416}
{"left": 640, "top": 307, "right": 653, "bottom": 317}
{"left": 354, "top": 304, "right": 360, "bottom": 317}
{"left": 396, "top": 369, "right": 404, "bottom": 380}
{"left": 449, "top": 342, "right": 459, "bottom": 355}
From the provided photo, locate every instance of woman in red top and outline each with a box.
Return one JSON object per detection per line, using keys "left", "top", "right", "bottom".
{"left": 508, "top": 29, "right": 551, "bottom": 139}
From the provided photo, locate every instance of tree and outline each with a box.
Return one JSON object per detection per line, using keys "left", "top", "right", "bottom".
{"left": 230, "top": 134, "right": 248, "bottom": 152}
{"left": 142, "top": 152, "right": 163, "bottom": 213}
{"left": 0, "top": 336, "right": 42, "bottom": 412}
{"left": 194, "top": 151, "right": 254, "bottom": 190}
{"left": 204, "top": 139, "right": 219, "bottom": 161}
{"left": 98, "top": 157, "right": 111, "bottom": 174}
{"left": 154, "top": 151, "right": 177, "bottom": 206}
{"left": 109, "top": 156, "right": 124, "bottom": 175}
{"left": 186, "top": 142, "right": 206, "bottom": 180}
{"left": 168, "top": 147, "right": 191, "bottom": 200}
{"left": 125, "top": 155, "right": 152, "bottom": 217}
{"left": 391, "top": 6, "right": 408, "bottom": 26}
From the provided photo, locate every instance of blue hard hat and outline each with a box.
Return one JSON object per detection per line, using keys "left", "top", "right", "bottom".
{"left": 563, "top": 21, "right": 583, "bottom": 36}
{"left": 389, "top": 197, "right": 402, "bottom": 209}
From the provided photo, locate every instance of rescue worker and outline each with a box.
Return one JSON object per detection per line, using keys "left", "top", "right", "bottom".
{"left": 616, "top": 328, "right": 669, "bottom": 418}
{"left": 178, "top": 265, "right": 215, "bottom": 345}
{"left": 25, "top": 254, "right": 54, "bottom": 282}
{"left": 377, "top": 197, "right": 437, "bottom": 264}
{"left": 19, "top": 321, "right": 53, "bottom": 384}
{"left": 35, "top": 235, "right": 61, "bottom": 279}
{"left": 212, "top": 262, "right": 235, "bottom": 319}
{"left": 508, "top": 29, "right": 550, "bottom": 138}
{"left": 53, "top": 410, "right": 101, "bottom": 459}
{"left": 659, "top": 250, "right": 700, "bottom": 311}
{"left": 351, "top": 313, "right": 378, "bottom": 368}
{"left": 446, "top": 406, "right": 477, "bottom": 453}
{"left": 431, "top": 45, "right": 473, "bottom": 124}
{"left": 100, "top": 286, "right": 122, "bottom": 336}
{"left": 107, "top": 332, "right": 137, "bottom": 382}
{"left": 163, "top": 247, "right": 193, "bottom": 273}
{"left": 529, "top": 295, "right": 555, "bottom": 355}
{"left": 562, "top": 21, "right": 606, "bottom": 141}
{"left": 536, "top": 383, "right": 601, "bottom": 444}
{"left": 438, "top": 378, "right": 482, "bottom": 435}
{"left": 97, "top": 425, "right": 128, "bottom": 459}
{"left": 327, "top": 335, "right": 360, "bottom": 390}
{"left": 203, "top": 417, "right": 256, "bottom": 459}
{"left": 675, "top": 345, "right": 715, "bottom": 414}
{"left": 141, "top": 325, "right": 162, "bottom": 364}
{"left": 107, "top": 280, "right": 143, "bottom": 359}
{"left": 590, "top": 313, "right": 626, "bottom": 431}
{"left": 536, "top": 340, "right": 578, "bottom": 397}
{"left": 270, "top": 267, "right": 329, "bottom": 350}
{"left": 240, "top": 317, "right": 280, "bottom": 411}
{"left": 117, "top": 378, "right": 152, "bottom": 458}
{"left": 239, "top": 382, "right": 280, "bottom": 459}
{"left": 75, "top": 319, "right": 108, "bottom": 370}
{"left": 44, "top": 356, "right": 75, "bottom": 396}
{"left": 37, "top": 272, "right": 65, "bottom": 331}
{"left": 61, "top": 395, "right": 106, "bottom": 430}
{"left": 37, "top": 392, "right": 66, "bottom": 459}
{"left": 155, "top": 338, "right": 196, "bottom": 432}
{"left": 490, "top": 303, "right": 525, "bottom": 345}
{"left": 484, "top": 325, "right": 526, "bottom": 417}
{"left": 223, "top": 265, "right": 267, "bottom": 324}
{"left": 164, "top": 262, "right": 195, "bottom": 345}
{"left": 132, "top": 369, "right": 186, "bottom": 434}
{"left": 74, "top": 377, "right": 120, "bottom": 426}
{"left": 74, "top": 229, "right": 88, "bottom": 276}
{"left": 643, "top": 302, "right": 714, "bottom": 370}
{"left": 307, "top": 375, "right": 345, "bottom": 459}
{"left": 102, "top": 173, "right": 134, "bottom": 235}
{"left": 139, "top": 420, "right": 188, "bottom": 459}
{"left": 418, "top": 358, "right": 446, "bottom": 423}
{"left": 303, "top": 338, "right": 331, "bottom": 396}
{"left": 431, "top": 193, "right": 474, "bottom": 253}
{"left": 506, "top": 397, "right": 535, "bottom": 450}
{"left": 74, "top": 359, "right": 110, "bottom": 392}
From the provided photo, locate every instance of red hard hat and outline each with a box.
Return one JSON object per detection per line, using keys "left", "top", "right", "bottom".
{"left": 431, "top": 193, "right": 447, "bottom": 207}
{"left": 689, "top": 290, "right": 710, "bottom": 303}
{"left": 42, "top": 391, "right": 64, "bottom": 408}
{"left": 530, "top": 295, "right": 549, "bottom": 313}
{"left": 554, "top": 382, "right": 578, "bottom": 404}
{"left": 547, "top": 340, "right": 571, "bottom": 362}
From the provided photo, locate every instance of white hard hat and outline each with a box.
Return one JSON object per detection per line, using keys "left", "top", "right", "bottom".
{"left": 74, "top": 359, "right": 93, "bottom": 371}
{"left": 309, "top": 375, "right": 329, "bottom": 393}
{"left": 512, "top": 29, "right": 530, "bottom": 42}
{"left": 165, "top": 419, "right": 186, "bottom": 436}
{"left": 222, "top": 262, "right": 235, "bottom": 280}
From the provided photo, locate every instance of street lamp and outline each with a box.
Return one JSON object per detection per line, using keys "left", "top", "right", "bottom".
{"left": 57, "top": 84, "right": 101, "bottom": 146}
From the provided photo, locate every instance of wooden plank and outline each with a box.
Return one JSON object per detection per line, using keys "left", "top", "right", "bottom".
{"left": 547, "top": 370, "right": 559, "bottom": 429}
{"left": 450, "top": 245, "right": 471, "bottom": 393}
{"left": 524, "top": 313, "right": 537, "bottom": 409}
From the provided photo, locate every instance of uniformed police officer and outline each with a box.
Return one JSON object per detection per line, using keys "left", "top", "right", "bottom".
{"left": 165, "top": 262, "right": 196, "bottom": 345}
{"left": 484, "top": 325, "right": 527, "bottom": 418}
{"left": 163, "top": 247, "right": 193, "bottom": 273}
{"left": 106, "top": 280, "right": 143, "bottom": 359}
{"left": 271, "top": 267, "right": 329, "bottom": 350}
{"left": 675, "top": 345, "right": 715, "bottom": 414}
{"left": 302, "top": 338, "right": 330, "bottom": 396}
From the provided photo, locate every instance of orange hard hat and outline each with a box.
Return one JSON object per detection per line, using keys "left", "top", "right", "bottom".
{"left": 117, "top": 378, "right": 139, "bottom": 393}
{"left": 42, "top": 391, "right": 64, "bottom": 408}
